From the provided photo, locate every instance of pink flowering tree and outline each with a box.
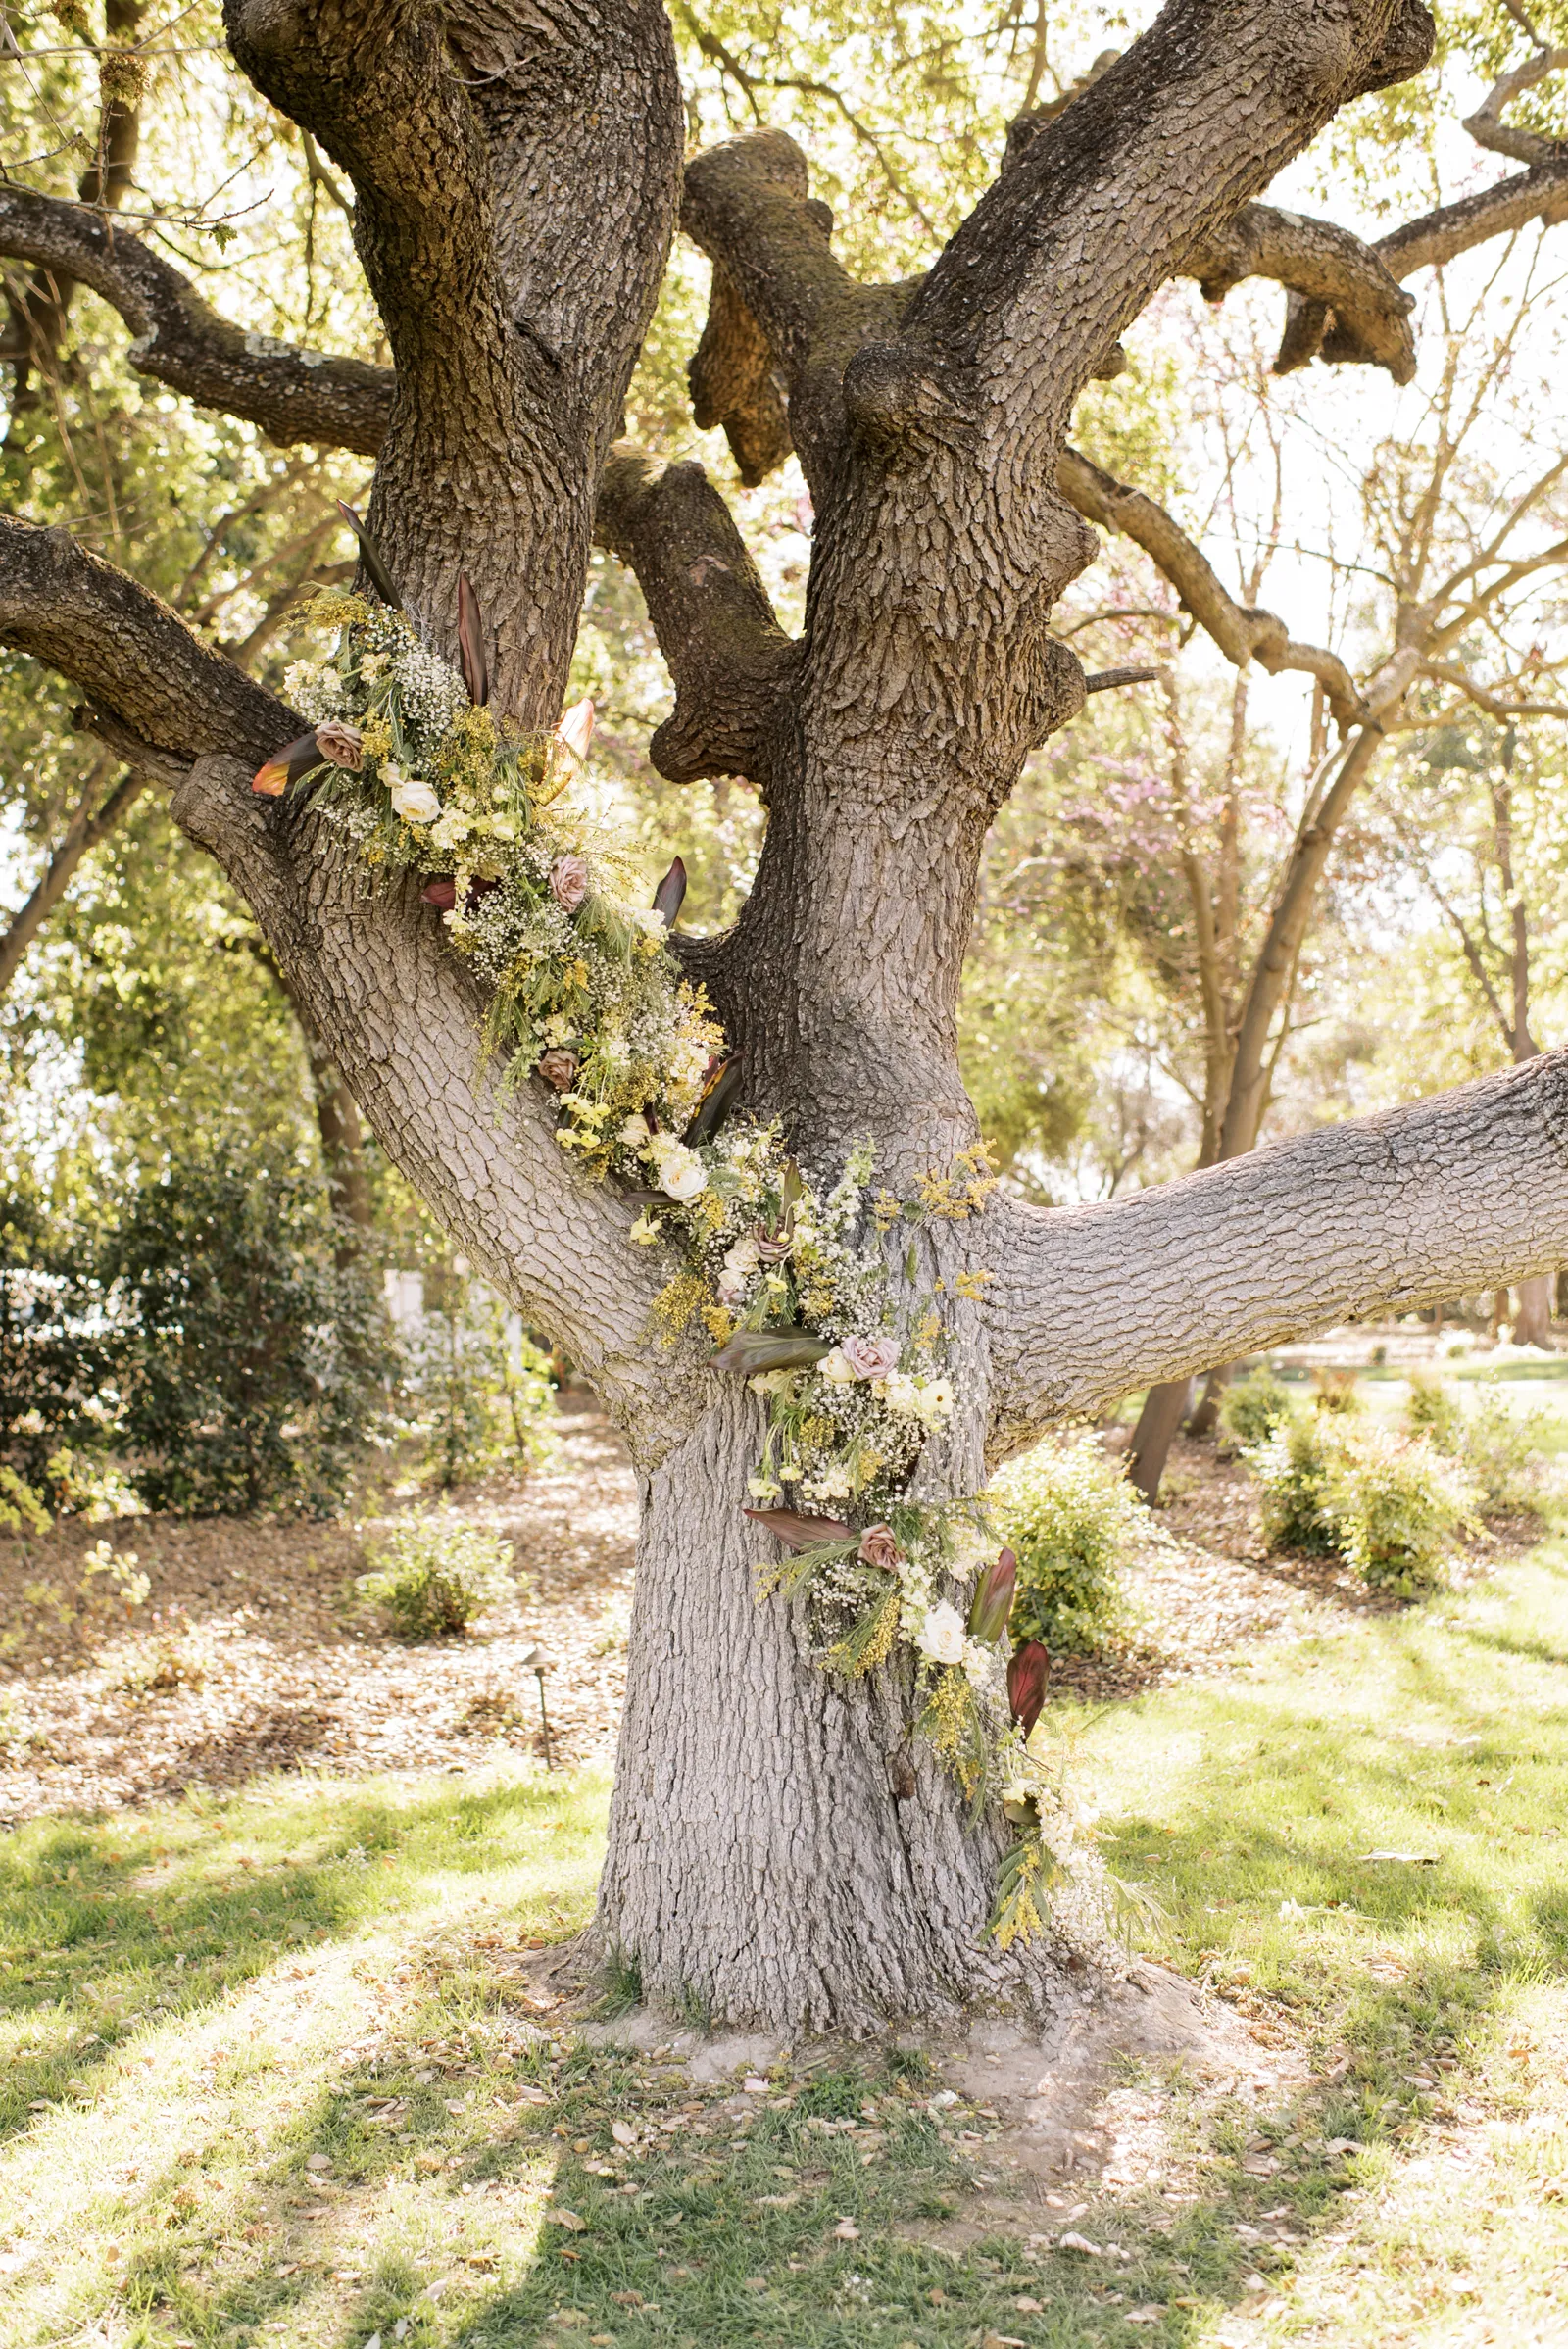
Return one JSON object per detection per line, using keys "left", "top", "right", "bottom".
{"left": 2, "top": 1, "right": 1568, "bottom": 2029}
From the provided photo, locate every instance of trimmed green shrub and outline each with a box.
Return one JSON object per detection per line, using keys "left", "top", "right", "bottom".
{"left": 1405, "top": 1370, "right": 1462, "bottom": 1450}
{"left": 107, "top": 1151, "right": 397, "bottom": 1516}
{"left": 1460, "top": 1384, "right": 1551, "bottom": 1509}
{"left": 1248, "top": 1412, "right": 1342, "bottom": 1554}
{"left": 1216, "top": 1367, "right": 1293, "bottom": 1454}
{"left": 1319, "top": 1426, "right": 1480, "bottom": 1593}
{"left": 1250, "top": 1410, "right": 1480, "bottom": 1593}
{"left": 990, "top": 1431, "right": 1143, "bottom": 1653}
{"left": 357, "top": 1514, "right": 518, "bottom": 1639}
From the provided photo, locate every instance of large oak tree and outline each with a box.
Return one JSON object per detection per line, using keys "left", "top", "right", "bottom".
{"left": 3, "top": 0, "right": 1568, "bottom": 2029}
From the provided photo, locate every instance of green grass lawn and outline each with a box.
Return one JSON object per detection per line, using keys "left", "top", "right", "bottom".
{"left": 4, "top": 1536, "right": 1568, "bottom": 2345}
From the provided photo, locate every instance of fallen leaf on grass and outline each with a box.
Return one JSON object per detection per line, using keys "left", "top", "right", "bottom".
{"left": 611, "top": 2120, "right": 638, "bottom": 2145}
{"left": 550, "top": 2209, "right": 587, "bottom": 2233}
{"left": 980, "top": 2334, "right": 1028, "bottom": 2348}
{"left": 1014, "top": 2296, "right": 1045, "bottom": 2312}
{"left": 833, "top": 2218, "right": 859, "bottom": 2239}
{"left": 1057, "top": 2231, "right": 1104, "bottom": 2255}
{"left": 1126, "top": 2310, "right": 1166, "bottom": 2326}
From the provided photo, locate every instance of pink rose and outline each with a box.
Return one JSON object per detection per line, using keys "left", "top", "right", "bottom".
{"left": 314, "top": 719, "right": 364, "bottom": 769}
{"left": 551, "top": 854, "right": 589, "bottom": 911}
{"left": 537, "top": 1049, "right": 578, "bottom": 1093}
{"left": 858, "top": 1523, "right": 900, "bottom": 1573}
{"left": 843, "top": 1333, "right": 900, "bottom": 1381}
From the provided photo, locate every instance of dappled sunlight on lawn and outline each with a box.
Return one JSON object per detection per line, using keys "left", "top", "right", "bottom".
{"left": 0, "top": 1769, "right": 604, "bottom": 2344}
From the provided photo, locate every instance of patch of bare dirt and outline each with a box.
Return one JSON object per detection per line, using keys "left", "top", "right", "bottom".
{"left": 0, "top": 1390, "right": 636, "bottom": 1823}
{"left": 0, "top": 1403, "right": 1532, "bottom": 1824}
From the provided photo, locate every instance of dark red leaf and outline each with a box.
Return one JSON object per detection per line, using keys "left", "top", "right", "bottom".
{"left": 968, "top": 1547, "right": 1017, "bottom": 1646}
{"left": 457, "top": 573, "right": 489, "bottom": 707}
{"left": 742, "top": 1506, "right": 855, "bottom": 1551}
{"left": 421, "top": 877, "right": 458, "bottom": 909}
{"left": 335, "top": 499, "right": 402, "bottom": 609}
{"left": 251, "top": 731, "right": 322, "bottom": 796}
{"left": 652, "top": 856, "right": 687, "bottom": 928}
{"left": 1006, "top": 1640, "right": 1050, "bottom": 1736}
{"left": 685, "top": 1055, "right": 744, "bottom": 1144}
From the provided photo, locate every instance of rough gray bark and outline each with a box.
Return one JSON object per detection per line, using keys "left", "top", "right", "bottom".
{"left": 13, "top": 0, "right": 1568, "bottom": 2030}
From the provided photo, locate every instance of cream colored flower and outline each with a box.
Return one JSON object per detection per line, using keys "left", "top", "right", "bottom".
{"left": 619, "top": 1113, "right": 652, "bottom": 1147}
{"left": 818, "top": 1347, "right": 857, "bottom": 1386}
{"left": 657, "top": 1145, "right": 707, "bottom": 1202}
{"left": 916, "top": 1601, "right": 966, "bottom": 1667}
{"left": 387, "top": 768, "right": 441, "bottom": 824}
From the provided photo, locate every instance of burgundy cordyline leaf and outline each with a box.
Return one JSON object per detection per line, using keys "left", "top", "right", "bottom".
{"left": 685, "top": 1055, "right": 744, "bottom": 1144}
{"left": 742, "top": 1506, "right": 855, "bottom": 1551}
{"left": 1007, "top": 1640, "right": 1050, "bottom": 1736}
{"left": 967, "top": 1547, "right": 1017, "bottom": 1645}
{"left": 334, "top": 500, "right": 402, "bottom": 609}
{"left": 457, "top": 573, "right": 489, "bottom": 707}
{"left": 420, "top": 876, "right": 500, "bottom": 914}
{"left": 707, "top": 1329, "right": 832, "bottom": 1375}
{"left": 652, "top": 856, "right": 687, "bottom": 928}
{"left": 251, "top": 731, "right": 323, "bottom": 797}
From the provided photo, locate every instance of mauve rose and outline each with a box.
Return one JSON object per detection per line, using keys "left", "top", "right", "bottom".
{"left": 551, "top": 854, "right": 589, "bottom": 911}
{"left": 315, "top": 719, "right": 364, "bottom": 769}
{"left": 537, "top": 1049, "right": 578, "bottom": 1092}
{"left": 858, "top": 1523, "right": 900, "bottom": 1573}
{"left": 842, "top": 1332, "right": 900, "bottom": 1381}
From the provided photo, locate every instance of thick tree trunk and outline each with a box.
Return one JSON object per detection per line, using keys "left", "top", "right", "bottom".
{"left": 599, "top": 1383, "right": 1072, "bottom": 2030}
{"left": 1512, "top": 1271, "right": 1554, "bottom": 1348}
{"left": 1126, "top": 1374, "right": 1194, "bottom": 1501}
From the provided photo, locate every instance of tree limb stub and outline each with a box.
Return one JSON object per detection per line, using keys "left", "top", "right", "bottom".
{"left": 989, "top": 1043, "right": 1568, "bottom": 1449}
{"left": 681, "top": 128, "right": 909, "bottom": 499}
{"left": 595, "top": 445, "right": 799, "bottom": 788}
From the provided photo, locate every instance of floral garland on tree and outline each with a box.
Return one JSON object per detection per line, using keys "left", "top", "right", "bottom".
{"left": 253, "top": 556, "right": 1111, "bottom": 1952}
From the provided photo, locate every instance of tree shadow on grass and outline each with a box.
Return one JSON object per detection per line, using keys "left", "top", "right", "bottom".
{"left": 0, "top": 1773, "right": 598, "bottom": 2141}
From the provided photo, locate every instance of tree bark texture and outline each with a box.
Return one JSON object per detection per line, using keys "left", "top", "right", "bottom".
{"left": 18, "top": 0, "right": 1568, "bottom": 2031}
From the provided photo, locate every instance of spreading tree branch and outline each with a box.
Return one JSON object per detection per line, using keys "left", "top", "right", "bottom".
{"left": 0, "top": 515, "right": 290, "bottom": 770}
{"left": 989, "top": 1045, "right": 1568, "bottom": 1448}
{"left": 0, "top": 187, "right": 393, "bottom": 454}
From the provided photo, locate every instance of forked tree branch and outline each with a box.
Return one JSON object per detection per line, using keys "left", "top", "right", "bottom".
{"left": 1055, "top": 446, "right": 1367, "bottom": 723}
{"left": 988, "top": 1045, "right": 1568, "bottom": 1449}
{"left": 0, "top": 187, "right": 394, "bottom": 454}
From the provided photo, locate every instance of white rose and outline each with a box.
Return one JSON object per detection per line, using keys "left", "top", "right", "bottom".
{"left": 917, "top": 1377, "right": 955, "bottom": 1427}
{"left": 882, "top": 1370, "right": 922, "bottom": 1418}
{"left": 819, "top": 1347, "right": 857, "bottom": 1386}
{"left": 657, "top": 1145, "right": 707, "bottom": 1201}
{"left": 387, "top": 769, "right": 441, "bottom": 824}
{"left": 717, "top": 1269, "right": 748, "bottom": 1305}
{"left": 916, "top": 1601, "right": 966, "bottom": 1667}
{"left": 619, "top": 1113, "right": 651, "bottom": 1147}
{"left": 723, "top": 1233, "right": 760, "bottom": 1278}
